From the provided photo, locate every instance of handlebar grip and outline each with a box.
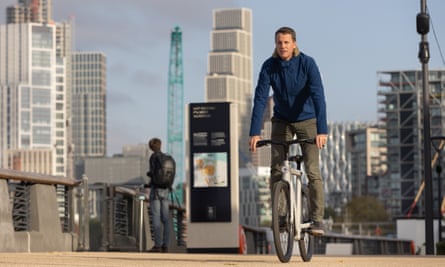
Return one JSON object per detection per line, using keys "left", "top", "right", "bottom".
{"left": 255, "top": 140, "right": 271, "bottom": 148}
{"left": 305, "top": 138, "right": 316, "bottom": 144}
{"left": 255, "top": 138, "right": 316, "bottom": 148}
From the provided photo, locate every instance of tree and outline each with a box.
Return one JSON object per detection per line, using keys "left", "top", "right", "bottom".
{"left": 342, "top": 196, "right": 389, "bottom": 223}
{"left": 324, "top": 206, "right": 338, "bottom": 221}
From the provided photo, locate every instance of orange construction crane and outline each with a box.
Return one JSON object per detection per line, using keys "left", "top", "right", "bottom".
{"left": 406, "top": 140, "right": 445, "bottom": 218}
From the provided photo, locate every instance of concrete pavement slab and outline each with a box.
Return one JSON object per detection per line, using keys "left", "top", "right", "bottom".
{"left": 0, "top": 252, "right": 444, "bottom": 267}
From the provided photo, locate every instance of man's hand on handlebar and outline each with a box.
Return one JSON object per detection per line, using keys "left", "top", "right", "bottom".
{"left": 316, "top": 134, "right": 328, "bottom": 149}
{"left": 249, "top": 135, "right": 260, "bottom": 153}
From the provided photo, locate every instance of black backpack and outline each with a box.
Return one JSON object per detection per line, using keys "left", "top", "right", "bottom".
{"left": 151, "top": 152, "right": 176, "bottom": 189}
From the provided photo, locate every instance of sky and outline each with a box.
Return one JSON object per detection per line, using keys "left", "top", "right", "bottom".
{"left": 1, "top": 0, "right": 444, "bottom": 156}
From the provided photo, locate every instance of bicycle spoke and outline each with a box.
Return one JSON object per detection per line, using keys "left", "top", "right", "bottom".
{"left": 272, "top": 181, "right": 294, "bottom": 263}
{"left": 298, "top": 186, "right": 313, "bottom": 262}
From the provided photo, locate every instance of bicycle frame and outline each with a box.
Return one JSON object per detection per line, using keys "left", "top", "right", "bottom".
{"left": 282, "top": 155, "right": 311, "bottom": 240}
{"left": 256, "top": 138, "right": 315, "bottom": 263}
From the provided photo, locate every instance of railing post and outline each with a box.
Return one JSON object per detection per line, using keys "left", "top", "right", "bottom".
{"left": 68, "top": 185, "right": 75, "bottom": 234}
{"left": 138, "top": 186, "right": 145, "bottom": 252}
{"left": 83, "top": 175, "right": 90, "bottom": 250}
{"left": 77, "top": 175, "right": 90, "bottom": 251}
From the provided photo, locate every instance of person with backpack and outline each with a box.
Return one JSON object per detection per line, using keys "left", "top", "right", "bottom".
{"left": 146, "top": 137, "right": 176, "bottom": 253}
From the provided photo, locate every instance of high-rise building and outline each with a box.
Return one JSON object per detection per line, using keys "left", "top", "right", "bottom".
{"left": 378, "top": 70, "right": 445, "bottom": 217}
{"left": 6, "top": 4, "right": 31, "bottom": 23}
{"left": 346, "top": 126, "right": 387, "bottom": 198}
{"left": 1, "top": 0, "right": 73, "bottom": 177}
{"left": 0, "top": 22, "right": 67, "bottom": 175}
{"left": 239, "top": 166, "right": 271, "bottom": 226}
{"left": 71, "top": 52, "right": 107, "bottom": 161}
{"left": 2, "top": 0, "right": 106, "bottom": 179}
{"left": 6, "top": 0, "right": 52, "bottom": 24}
{"left": 205, "top": 8, "right": 253, "bottom": 165}
{"left": 55, "top": 18, "right": 74, "bottom": 178}
{"left": 321, "top": 121, "right": 373, "bottom": 211}
{"left": 250, "top": 96, "right": 274, "bottom": 168}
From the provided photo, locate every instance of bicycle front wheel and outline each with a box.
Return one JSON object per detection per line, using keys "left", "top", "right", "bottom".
{"left": 298, "top": 186, "right": 313, "bottom": 262}
{"left": 272, "top": 181, "right": 294, "bottom": 263}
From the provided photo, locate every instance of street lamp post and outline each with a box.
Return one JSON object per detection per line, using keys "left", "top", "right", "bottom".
{"left": 437, "top": 164, "right": 442, "bottom": 242}
{"left": 416, "top": 0, "right": 434, "bottom": 255}
{"left": 431, "top": 137, "right": 445, "bottom": 243}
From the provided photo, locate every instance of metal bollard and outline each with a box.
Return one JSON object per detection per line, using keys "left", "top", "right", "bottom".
{"left": 138, "top": 187, "right": 145, "bottom": 252}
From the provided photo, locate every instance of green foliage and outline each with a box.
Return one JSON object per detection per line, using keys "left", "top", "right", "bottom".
{"left": 324, "top": 206, "right": 338, "bottom": 221}
{"left": 260, "top": 219, "right": 272, "bottom": 227}
{"left": 437, "top": 241, "right": 445, "bottom": 255}
{"left": 342, "top": 196, "right": 389, "bottom": 223}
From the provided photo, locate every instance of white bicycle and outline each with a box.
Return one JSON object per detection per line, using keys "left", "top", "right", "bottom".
{"left": 256, "top": 138, "right": 315, "bottom": 263}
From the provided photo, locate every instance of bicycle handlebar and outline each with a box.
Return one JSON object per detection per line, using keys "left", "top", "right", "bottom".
{"left": 255, "top": 138, "right": 316, "bottom": 148}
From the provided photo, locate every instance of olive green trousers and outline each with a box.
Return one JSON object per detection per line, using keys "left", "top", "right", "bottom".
{"left": 270, "top": 117, "right": 325, "bottom": 222}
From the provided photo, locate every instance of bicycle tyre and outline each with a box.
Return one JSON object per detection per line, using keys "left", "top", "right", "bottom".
{"left": 298, "top": 186, "right": 313, "bottom": 262}
{"left": 272, "top": 181, "right": 294, "bottom": 263}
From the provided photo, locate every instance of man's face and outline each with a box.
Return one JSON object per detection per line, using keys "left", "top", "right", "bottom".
{"left": 275, "top": 33, "right": 296, "bottom": 61}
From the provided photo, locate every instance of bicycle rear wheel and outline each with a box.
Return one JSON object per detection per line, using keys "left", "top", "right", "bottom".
{"left": 298, "top": 186, "right": 313, "bottom": 261}
{"left": 272, "top": 181, "right": 294, "bottom": 263}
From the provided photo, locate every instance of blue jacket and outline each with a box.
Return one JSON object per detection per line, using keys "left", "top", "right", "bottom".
{"left": 249, "top": 52, "right": 328, "bottom": 136}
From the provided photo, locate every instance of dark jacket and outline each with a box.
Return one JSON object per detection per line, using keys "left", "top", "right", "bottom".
{"left": 147, "top": 151, "right": 162, "bottom": 187}
{"left": 249, "top": 52, "right": 328, "bottom": 136}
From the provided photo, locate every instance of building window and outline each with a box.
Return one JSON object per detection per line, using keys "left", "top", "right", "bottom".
{"left": 32, "top": 70, "right": 51, "bottom": 86}
{"left": 32, "top": 126, "right": 51, "bottom": 144}
{"left": 32, "top": 88, "right": 51, "bottom": 105}
{"left": 21, "top": 111, "right": 30, "bottom": 131}
{"left": 32, "top": 25, "right": 53, "bottom": 49}
{"left": 32, "top": 50, "right": 51, "bottom": 67}
{"left": 21, "top": 86, "right": 30, "bottom": 108}
{"left": 32, "top": 107, "right": 50, "bottom": 124}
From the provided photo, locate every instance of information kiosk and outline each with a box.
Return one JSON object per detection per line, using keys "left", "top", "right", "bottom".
{"left": 186, "top": 102, "right": 240, "bottom": 253}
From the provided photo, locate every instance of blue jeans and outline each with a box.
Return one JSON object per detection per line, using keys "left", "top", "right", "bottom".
{"left": 149, "top": 188, "right": 170, "bottom": 248}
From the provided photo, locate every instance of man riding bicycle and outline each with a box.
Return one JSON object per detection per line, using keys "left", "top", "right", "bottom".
{"left": 249, "top": 26, "right": 328, "bottom": 236}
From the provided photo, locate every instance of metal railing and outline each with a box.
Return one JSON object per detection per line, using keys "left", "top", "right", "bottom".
{"left": 89, "top": 183, "right": 187, "bottom": 252}
{"left": 241, "top": 225, "right": 413, "bottom": 255}
{"left": 10, "top": 183, "right": 30, "bottom": 231}
{"left": 113, "top": 197, "right": 129, "bottom": 236}
{"left": 242, "top": 225, "right": 273, "bottom": 254}
{"left": 313, "top": 233, "right": 414, "bottom": 255}
{"left": 1, "top": 168, "right": 80, "bottom": 234}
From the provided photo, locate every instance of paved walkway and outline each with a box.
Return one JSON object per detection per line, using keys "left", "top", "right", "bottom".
{"left": 0, "top": 252, "right": 444, "bottom": 267}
